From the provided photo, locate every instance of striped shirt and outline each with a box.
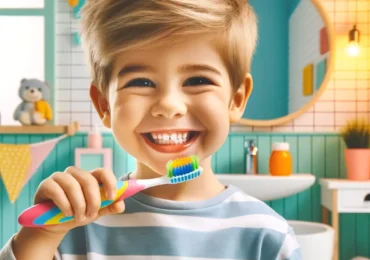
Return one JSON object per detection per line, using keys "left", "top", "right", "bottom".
{"left": 1, "top": 174, "right": 301, "bottom": 260}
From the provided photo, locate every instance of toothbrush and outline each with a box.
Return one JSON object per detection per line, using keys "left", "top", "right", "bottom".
{"left": 18, "top": 155, "right": 202, "bottom": 227}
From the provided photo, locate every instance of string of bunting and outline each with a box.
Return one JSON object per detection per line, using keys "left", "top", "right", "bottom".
{"left": 0, "top": 122, "right": 79, "bottom": 203}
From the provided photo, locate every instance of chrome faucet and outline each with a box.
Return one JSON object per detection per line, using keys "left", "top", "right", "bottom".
{"left": 245, "top": 139, "right": 258, "bottom": 174}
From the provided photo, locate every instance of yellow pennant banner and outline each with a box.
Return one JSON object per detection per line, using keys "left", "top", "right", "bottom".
{"left": 0, "top": 144, "right": 31, "bottom": 203}
{"left": 0, "top": 135, "right": 67, "bottom": 203}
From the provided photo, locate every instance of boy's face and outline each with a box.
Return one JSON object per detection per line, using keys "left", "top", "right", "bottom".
{"left": 91, "top": 36, "right": 252, "bottom": 175}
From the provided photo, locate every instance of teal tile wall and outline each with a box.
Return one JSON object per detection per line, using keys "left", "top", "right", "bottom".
{"left": 0, "top": 132, "right": 369, "bottom": 259}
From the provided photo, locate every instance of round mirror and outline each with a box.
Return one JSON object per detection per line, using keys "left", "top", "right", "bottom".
{"left": 239, "top": 0, "right": 335, "bottom": 127}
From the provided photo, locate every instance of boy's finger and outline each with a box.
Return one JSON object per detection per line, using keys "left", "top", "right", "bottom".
{"left": 90, "top": 168, "right": 117, "bottom": 200}
{"left": 36, "top": 178, "right": 73, "bottom": 217}
{"left": 54, "top": 172, "right": 86, "bottom": 222}
{"left": 98, "top": 200, "right": 125, "bottom": 216}
{"left": 65, "top": 167, "right": 101, "bottom": 218}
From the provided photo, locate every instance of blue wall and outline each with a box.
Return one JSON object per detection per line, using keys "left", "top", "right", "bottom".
{"left": 0, "top": 132, "right": 369, "bottom": 260}
{"left": 245, "top": 0, "right": 289, "bottom": 120}
{"left": 288, "top": 0, "right": 301, "bottom": 18}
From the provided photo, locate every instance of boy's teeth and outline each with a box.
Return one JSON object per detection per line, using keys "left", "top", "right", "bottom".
{"left": 149, "top": 132, "right": 191, "bottom": 145}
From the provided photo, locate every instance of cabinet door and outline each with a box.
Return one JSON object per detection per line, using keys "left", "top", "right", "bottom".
{"left": 0, "top": 0, "right": 44, "bottom": 9}
{"left": 0, "top": 16, "right": 45, "bottom": 125}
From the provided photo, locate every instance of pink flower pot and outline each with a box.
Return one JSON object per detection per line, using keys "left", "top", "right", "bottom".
{"left": 344, "top": 149, "right": 370, "bottom": 180}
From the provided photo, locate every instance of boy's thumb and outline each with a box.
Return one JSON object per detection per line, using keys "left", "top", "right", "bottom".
{"left": 98, "top": 200, "right": 125, "bottom": 216}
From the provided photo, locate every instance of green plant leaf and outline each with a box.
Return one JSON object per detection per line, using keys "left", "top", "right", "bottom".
{"left": 340, "top": 118, "right": 370, "bottom": 149}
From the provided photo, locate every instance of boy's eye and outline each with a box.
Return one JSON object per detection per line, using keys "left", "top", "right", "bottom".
{"left": 184, "top": 77, "right": 214, "bottom": 86}
{"left": 124, "top": 78, "right": 155, "bottom": 88}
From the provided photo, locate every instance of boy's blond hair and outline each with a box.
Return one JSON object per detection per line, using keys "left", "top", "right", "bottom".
{"left": 80, "top": 0, "right": 258, "bottom": 95}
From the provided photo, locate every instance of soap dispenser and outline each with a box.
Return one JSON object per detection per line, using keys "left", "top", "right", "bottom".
{"left": 245, "top": 139, "right": 258, "bottom": 174}
{"left": 87, "top": 125, "right": 102, "bottom": 149}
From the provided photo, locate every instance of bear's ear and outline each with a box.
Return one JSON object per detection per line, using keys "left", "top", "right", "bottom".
{"left": 21, "top": 78, "right": 27, "bottom": 83}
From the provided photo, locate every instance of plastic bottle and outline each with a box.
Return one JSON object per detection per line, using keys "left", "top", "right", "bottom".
{"left": 87, "top": 125, "right": 102, "bottom": 149}
{"left": 269, "top": 142, "right": 292, "bottom": 176}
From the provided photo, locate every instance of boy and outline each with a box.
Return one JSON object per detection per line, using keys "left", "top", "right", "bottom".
{"left": 0, "top": 0, "right": 301, "bottom": 259}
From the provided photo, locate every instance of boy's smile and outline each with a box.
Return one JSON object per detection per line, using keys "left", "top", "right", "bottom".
{"left": 141, "top": 129, "right": 201, "bottom": 153}
{"left": 91, "top": 36, "right": 252, "bottom": 186}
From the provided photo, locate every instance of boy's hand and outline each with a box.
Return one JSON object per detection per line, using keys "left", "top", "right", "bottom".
{"left": 32, "top": 167, "right": 125, "bottom": 235}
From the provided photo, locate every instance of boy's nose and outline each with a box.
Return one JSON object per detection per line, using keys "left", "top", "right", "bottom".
{"left": 151, "top": 91, "right": 187, "bottom": 118}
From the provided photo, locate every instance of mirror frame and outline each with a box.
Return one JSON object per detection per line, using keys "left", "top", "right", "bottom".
{"left": 237, "top": 0, "right": 336, "bottom": 127}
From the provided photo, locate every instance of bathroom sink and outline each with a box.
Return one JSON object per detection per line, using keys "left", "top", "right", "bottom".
{"left": 216, "top": 173, "right": 316, "bottom": 201}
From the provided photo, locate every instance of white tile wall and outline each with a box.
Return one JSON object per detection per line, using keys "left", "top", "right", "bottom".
{"left": 55, "top": 0, "right": 370, "bottom": 133}
{"left": 55, "top": 0, "right": 92, "bottom": 131}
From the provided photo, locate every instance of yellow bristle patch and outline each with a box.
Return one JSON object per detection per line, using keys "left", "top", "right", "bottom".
{"left": 171, "top": 157, "right": 192, "bottom": 167}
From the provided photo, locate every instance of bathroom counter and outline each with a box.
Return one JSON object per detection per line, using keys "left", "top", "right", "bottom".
{"left": 320, "top": 178, "right": 370, "bottom": 189}
{"left": 319, "top": 178, "right": 370, "bottom": 260}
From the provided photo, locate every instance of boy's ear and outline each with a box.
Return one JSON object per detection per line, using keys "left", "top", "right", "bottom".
{"left": 90, "top": 82, "right": 111, "bottom": 128}
{"left": 229, "top": 73, "right": 253, "bottom": 123}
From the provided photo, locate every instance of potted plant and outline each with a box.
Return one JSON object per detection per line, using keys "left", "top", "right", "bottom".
{"left": 340, "top": 118, "right": 370, "bottom": 180}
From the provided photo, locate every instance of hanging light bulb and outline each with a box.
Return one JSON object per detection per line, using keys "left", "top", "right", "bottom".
{"left": 347, "top": 25, "right": 361, "bottom": 57}
{"left": 68, "top": 0, "right": 79, "bottom": 8}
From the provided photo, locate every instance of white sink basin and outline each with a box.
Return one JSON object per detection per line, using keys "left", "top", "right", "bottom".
{"left": 216, "top": 173, "right": 316, "bottom": 201}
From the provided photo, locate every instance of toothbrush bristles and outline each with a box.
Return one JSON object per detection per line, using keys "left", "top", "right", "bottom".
{"left": 166, "top": 155, "right": 201, "bottom": 183}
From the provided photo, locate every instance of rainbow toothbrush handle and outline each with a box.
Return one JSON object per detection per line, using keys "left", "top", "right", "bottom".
{"left": 18, "top": 180, "right": 145, "bottom": 227}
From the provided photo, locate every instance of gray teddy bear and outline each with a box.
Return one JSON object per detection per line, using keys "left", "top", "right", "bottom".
{"left": 13, "top": 78, "right": 53, "bottom": 125}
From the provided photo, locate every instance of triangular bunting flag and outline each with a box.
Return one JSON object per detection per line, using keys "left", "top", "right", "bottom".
{"left": 0, "top": 144, "right": 31, "bottom": 203}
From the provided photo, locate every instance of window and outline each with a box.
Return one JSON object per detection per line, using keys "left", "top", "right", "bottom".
{"left": 0, "top": 16, "right": 45, "bottom": 125}
{"left": 0, "top": 1, "right": 54, "bottom": 126}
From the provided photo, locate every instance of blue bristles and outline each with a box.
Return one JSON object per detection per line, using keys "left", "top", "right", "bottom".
{"left": 172, "top": 163, "right": 194, "bottom": 176}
